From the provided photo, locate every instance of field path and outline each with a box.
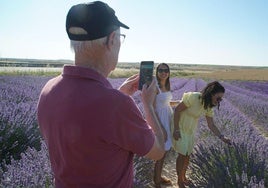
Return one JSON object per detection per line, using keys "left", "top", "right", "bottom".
{"left": 141, "top": 150, "right": 194, "bottom": 188}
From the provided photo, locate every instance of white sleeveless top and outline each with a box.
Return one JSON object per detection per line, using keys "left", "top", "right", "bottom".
{"left": 155, "top": 85, "right": 173, "bottom": 151}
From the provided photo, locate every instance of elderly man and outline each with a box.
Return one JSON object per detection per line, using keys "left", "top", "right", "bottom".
{"left": 37, "top": 1, "right": 165, "bottom": 187}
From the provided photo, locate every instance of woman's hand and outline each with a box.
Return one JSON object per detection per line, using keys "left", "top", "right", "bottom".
{"left": 118, "top": 74, "right": 139, "bottom": 95}
{"left": 173, "top": 130, "right": 181, "bottom": 140}
{"left": 220, "top": 136, "right": 232, "bottom": 145}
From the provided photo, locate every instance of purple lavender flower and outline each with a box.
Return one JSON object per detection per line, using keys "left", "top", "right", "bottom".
{"left": 0, "top": 77, "right": 267, "bottom": 187}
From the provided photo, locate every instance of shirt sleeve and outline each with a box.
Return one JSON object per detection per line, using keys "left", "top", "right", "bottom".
{"left": 104, "top": 95, "right": 155, "bottom": 157}
{"left": 181, "top": 92, "right": 194, "bottom": 107}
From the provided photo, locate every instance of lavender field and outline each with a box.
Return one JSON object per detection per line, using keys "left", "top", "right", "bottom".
{"left": 0, "top": 75, "right": 267, "bottom": 187}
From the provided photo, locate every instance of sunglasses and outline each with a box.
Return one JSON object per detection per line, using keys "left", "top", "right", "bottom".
{"left": 216, "top": 97, "right": 222, "bottom": 102}
{"left": 158, "top": 68, "right": 169, "bottom": 73}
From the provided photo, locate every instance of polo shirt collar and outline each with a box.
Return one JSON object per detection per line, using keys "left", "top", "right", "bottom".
{"left": 62, "top": 65, "right": 112, "bottom": 88}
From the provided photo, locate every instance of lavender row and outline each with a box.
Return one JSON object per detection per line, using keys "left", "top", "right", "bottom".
{"left": 0, "top": 76, "right": 51, "bottom": 166}
{"left": 192, "top": 97, "right": 268, "bottom": 187}
{"left": 223, "top": 81, "right": 268, "bottom": 102}
{"left": 223, "top": 87, "right": 268, "bottom": 135}
{"left": 229, "top": 80, "right": 268, "bottom": 96}
{"left": 183, "top": 80, "right": 268, "bottom": 187}
{"left": 0, "top": 76, "right": 49, "bottom": 126}
{"left": 0, "top": 76, "right": 267, "bottom": 187}
{"left": 0, "top": 76, "right": 53, "bottom": 187}
{"left": 171, "top": 78, "right": 199, "bottom": 100}
{"left": 196, "top": 97, "right": 268, "bottom": 158}
{"left": 170, "top": 78, "right": 189, "bottom": 92}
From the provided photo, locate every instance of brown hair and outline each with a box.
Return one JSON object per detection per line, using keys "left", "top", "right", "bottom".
{"left": 200, "top": 81, "right": 225, "bottom": 110}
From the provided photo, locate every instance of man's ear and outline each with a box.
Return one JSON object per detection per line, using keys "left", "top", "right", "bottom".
{"left": 106, "top": 31, "right": 116, "bottom": 50}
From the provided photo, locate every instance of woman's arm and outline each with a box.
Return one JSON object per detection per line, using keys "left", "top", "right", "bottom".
{"left": 170, "top": 100, "right": 180, "bottom": 107}
{"left": 206, "top": 116, "right": 231, "bottom": 145}
{"left": 173, "top": 102, "right": 187, "bottom": 140}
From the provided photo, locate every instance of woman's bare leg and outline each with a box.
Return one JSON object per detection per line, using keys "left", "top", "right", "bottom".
{"left": 154, "top": 152, "right": 166, "bottom": 187}
{"left": 176, "top": 153, "right": 186, "bottom": 188}
{"left": 182, "top": 155, "right": 192, "bottom": 185}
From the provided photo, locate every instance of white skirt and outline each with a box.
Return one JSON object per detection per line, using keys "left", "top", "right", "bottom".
{"left": 156, "top": 106, "right": 173, "bottom": 151}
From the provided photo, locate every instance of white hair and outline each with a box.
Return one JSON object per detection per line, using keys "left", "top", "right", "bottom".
{"left": 70, "top": 28, "right": 120, "bottom": 54}
{"left": 70, "top": 37, "right": 107, "bottom": 54}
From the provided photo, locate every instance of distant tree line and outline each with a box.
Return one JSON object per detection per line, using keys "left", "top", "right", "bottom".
{"left": 0, "top": 58, "right": 73, "bottom": 67}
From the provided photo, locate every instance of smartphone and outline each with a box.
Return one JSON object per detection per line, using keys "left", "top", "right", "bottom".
{"left": 138, "top": 61, "right": 154, "bottom": 90}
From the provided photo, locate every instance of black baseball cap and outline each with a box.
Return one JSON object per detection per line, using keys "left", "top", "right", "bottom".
{"left": 66, "top": 1, "right": 129, "bottom": 41}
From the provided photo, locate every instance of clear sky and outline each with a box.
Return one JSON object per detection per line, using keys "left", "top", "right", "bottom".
{"left": 0, "top": 0, "right": 268, "bottom": 66}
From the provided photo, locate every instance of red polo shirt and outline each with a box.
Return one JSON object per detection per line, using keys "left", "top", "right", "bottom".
{"left": 37, "top": 65, "right": 154, "bottom": 188}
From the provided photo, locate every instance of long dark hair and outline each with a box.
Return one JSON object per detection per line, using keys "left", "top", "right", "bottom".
{"left": 200, "top": 81, "right": 225, "bottom": 110}
{"left": 156, "top": 63, "right": 170, "bottom": 91}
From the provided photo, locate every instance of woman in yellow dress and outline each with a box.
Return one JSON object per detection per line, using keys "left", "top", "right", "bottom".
{"left": 172, "top": 81, "right": 231, "bottom": 188}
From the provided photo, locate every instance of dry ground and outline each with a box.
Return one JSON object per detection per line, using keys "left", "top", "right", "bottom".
{"left": 193, "top": 68, "right": 268, "bottom": 81}
{"left": 114, "top": 63, "right": 268, "bottom": 81}
{"left": 138, "top": 149, "right": 191, "bottom": 188}
{"left": 1, "top": 61, "right": 267, "bottom": 81}
{"left": 168, "top": 64, "right": 268, "bottom": 81}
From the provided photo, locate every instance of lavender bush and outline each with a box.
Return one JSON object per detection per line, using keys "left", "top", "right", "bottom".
{"left": 0, "top": 76, "right": 267, "bottom": 187}
{"left": 1, "top": 141, "right": 53, "bottom": 187}
{"left": 190, "top": 142, "right": 267, "bottom": 187}
{"left": 192, "top": 87, "right": 268, "bottom": 188}
{"left": 0, "top": 76, "right": 51, "bottom": 167}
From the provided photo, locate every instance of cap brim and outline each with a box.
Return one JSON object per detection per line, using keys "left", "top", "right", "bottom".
{"left": 119, "top": 21, "right": 129, "bottom": 29}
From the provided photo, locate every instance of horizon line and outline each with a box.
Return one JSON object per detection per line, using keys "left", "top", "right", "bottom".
{"left": 0, "top": 57, "right": 267, "bottom": 68}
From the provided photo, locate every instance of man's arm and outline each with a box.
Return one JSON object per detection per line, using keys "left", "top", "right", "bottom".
{"left": 141, "top": 78, "right": 165, "bottom": 160}
{"left": 143, "top": 104, "right": 165, "bottom": 160}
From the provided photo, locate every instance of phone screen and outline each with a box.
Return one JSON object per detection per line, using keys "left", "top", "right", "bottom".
{"left": 138, "top": 61, "right": 154, "bottom": 90}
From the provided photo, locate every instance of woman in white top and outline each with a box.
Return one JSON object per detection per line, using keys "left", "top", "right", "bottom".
{"left": 153, "top": 63, "right": 179, "bottom": 188}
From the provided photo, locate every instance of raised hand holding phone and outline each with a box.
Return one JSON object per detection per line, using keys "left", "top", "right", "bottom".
{"left": 138, "top": 61, "right": 154, "bottom": 90}
{"left": 141, "top": 76, "right": 157, "bottom": 104}
{"left": 118, "top": 74, "right": 139, "bottom": 95}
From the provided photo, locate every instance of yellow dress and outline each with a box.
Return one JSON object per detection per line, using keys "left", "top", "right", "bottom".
{"left": 171, "top": 92, "right": 214, "bottom": 155}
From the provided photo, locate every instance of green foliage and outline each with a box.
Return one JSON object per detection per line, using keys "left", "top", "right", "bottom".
{"left": 0, "top": 70, "right": 61, "bottom": 76}
{"left": 109, "top": 68, "right": 139, "bottom": 78}
{"left": 170, "top": 71, "right": 195, "bottom": 77}
{"left": 0, "top": 120, "right": 41, "bottom": 169}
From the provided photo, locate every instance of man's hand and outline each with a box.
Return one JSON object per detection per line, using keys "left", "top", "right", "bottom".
{"left": 118, "top": 74, "right": 139, "bottom": 95}
{"left": 141, "top": 77, "right": 157, "bottom": 107}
